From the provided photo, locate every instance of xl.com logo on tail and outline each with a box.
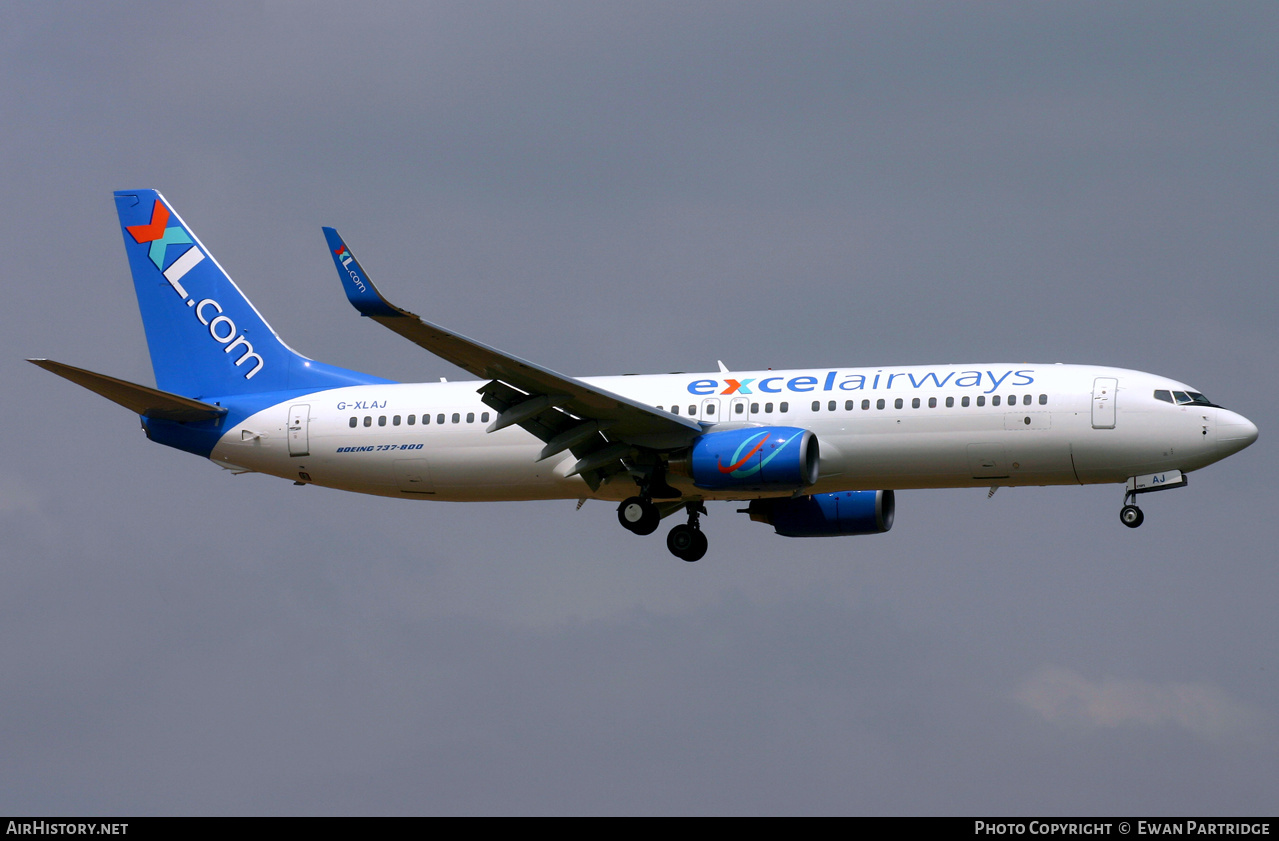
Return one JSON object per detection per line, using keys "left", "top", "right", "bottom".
{"left": 127, "top": 200, "right": 265, "bottom": 380}
{"left": 127, "top": 200, "right": 204, "bottom": 290}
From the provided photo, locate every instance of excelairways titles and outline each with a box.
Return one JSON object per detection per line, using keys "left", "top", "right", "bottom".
{"left": 126, "top": 199, "right": 265, "bottom": 379}
{"left": 687, "top": 369, "right": 1036, "bottom": 396}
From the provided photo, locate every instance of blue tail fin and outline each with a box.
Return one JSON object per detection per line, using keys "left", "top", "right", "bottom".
{"left": 114, "top": 190, "right": 390, "bottom": 399}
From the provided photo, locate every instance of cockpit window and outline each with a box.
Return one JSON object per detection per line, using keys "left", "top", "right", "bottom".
{"left": 1155, "top": 389, "right": 1218, "bottom": 408}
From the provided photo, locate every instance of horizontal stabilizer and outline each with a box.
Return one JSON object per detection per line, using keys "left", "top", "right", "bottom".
{"left": 28, "top": 359, "right": 228, "bottom": 422}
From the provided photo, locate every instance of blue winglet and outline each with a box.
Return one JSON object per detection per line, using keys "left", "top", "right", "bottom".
{"left": 322, "top": 227, "right": 403, "bottom": 319}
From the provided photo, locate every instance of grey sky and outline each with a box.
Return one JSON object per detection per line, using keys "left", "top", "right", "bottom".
{"left": 2, "top": 2, "right": 1275, "bottom": 814}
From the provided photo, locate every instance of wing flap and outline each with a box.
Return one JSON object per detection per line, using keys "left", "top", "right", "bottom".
{"left": 475, "top": 380, "right": 625, "bottom": 491}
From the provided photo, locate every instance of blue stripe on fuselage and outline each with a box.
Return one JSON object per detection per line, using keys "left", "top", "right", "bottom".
{"left": 141, "top": 386, "right": 358, "bottom": 458}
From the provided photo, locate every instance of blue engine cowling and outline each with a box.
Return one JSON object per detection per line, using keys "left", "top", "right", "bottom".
{"left": 746, "top": 490, "right": 895, "bottom": 537}
{"left": 688, "top": 427, "right": 819, "bottom": 491}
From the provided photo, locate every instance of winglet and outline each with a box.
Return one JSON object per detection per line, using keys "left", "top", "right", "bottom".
{"left": 322, "top": 227, "right": 405, "bottom": 319}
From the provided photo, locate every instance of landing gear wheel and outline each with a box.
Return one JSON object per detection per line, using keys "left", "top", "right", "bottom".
{"left": 689, "top": 530, "right": 708, "bottom": 561}
{"left": 1120, "top": 504, "right": 1144, "bottom": 529}
{"left": 618, "top": 497, "right": 660, "bottom": 535}
{"left": 667, "top": 523, "right": 708, "bottom": 562}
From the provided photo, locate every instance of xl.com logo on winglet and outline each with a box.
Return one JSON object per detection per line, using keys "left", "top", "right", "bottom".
{"left": 333, "top": 243, "right": 368, "bottom": 293}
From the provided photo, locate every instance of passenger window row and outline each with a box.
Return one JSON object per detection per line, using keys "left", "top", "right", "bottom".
{"left": 659, "top": 402, "right": 791, "bottom": 417}
{"left": 657, "top": 394, "right": 1050, "bottom": 417}
{"left": 347, "top": 411, "right": 492, "bottom": 429}
{"left": 809, "top": 393, "right": 1048, "bottom": 411}
{"left": 658, "top": 394, "right": 1049, "bottom": 418}
{"left": 348, "top": 393, "right": 1051, "bottom": 429}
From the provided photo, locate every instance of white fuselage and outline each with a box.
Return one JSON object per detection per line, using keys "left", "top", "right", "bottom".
{"left": 208, "top": 363, "right": 1256, "bottom": 502}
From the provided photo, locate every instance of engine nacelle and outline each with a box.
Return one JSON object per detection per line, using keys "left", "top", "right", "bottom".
{"left": 685, "top": 427, "right": 819, "bottom": 492}
{"left": 746, "top": 490, "right": 895, "bottom": 537}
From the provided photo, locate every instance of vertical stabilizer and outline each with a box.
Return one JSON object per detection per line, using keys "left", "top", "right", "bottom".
{"left": 114, "top": 190, "right": 388, "bottom": 399}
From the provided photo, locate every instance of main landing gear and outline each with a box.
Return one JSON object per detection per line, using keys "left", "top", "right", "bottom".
{"left": 667, "top": 503, "right": 708, "bottom": 563}
{"left": 616, "top": 497, "right": 709, "bottom": 562}
{"left": 618, "top": 496, "right": 660, "bottom": 535}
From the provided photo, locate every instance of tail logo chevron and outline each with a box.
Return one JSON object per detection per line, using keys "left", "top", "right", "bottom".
{"left": 126, "top": 198, "right": 263, "bottom": 380}
{"left": 127, "top": 200, "right": 206, "bottom": 299}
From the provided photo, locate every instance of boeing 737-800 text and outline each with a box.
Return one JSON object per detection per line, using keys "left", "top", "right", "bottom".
{"left": 30, "top": 190, "right": 1259, "bottom": 561}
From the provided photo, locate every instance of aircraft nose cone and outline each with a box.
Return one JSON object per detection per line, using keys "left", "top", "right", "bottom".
{"left": 1217, "top": 411, "right": 1259, "bottom": 454}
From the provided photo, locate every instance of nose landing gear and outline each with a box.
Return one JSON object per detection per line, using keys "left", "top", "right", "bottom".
{"left": 1120, "top": 503, "right": 1144, "bottom": 529}
{"left": 1119, "top": 470, "right": 1188, "bottom": 528}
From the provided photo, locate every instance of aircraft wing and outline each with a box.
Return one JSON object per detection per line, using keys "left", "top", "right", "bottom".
{"left": 322, "top": 228, "right": 702, "bottom": 490}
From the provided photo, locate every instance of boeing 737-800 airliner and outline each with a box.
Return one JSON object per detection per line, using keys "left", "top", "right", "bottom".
{"left": 30, "top": 190, "right": 1259, "bottom": 561}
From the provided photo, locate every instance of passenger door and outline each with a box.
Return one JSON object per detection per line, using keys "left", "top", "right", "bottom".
{"left": 287, "top": 404, "right": 310, "bottom": 457}
{"left": 1091, "top": 378, "right": 1117, "bottom": 429}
